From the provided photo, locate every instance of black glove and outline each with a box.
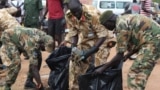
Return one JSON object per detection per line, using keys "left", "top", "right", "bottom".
{"left": 80, "top": 46, "right": 99, "bottom": 61}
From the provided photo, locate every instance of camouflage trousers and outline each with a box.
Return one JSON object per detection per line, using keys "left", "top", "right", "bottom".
{"left": 69, "top": 47, "right": 110, "bottom": 90}
{"left": 0, "top": 40, "right": 38, "bottom": 89}
{"left": 128, "top": 42, "right": 160, "bottom": 90}
{"left": 0, "top": 43, "right": 21, "bottom": 90}
{"left": 69, "top": 55, "right": 91, "bottom": 90}
{"left": 95, "top": 48, "right": 110, "bottom": 67}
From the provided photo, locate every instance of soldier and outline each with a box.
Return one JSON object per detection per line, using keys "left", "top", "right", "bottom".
{"left": 0, "top": 0, "right": 44, "bottom": 89}
{"left": 60, "top": 0, "right": 115, "bottom": 90}
{"left": 0, "top": 28, "right": 53, "bottom": 90}
{"left": 0, "top": 0, "right": 12, "bottom": 65}
{"left": 0, "top": 7, "right": 53, "bottom": 90}
{"left": 94, "top": 10, "right": 160, "bottom": 90}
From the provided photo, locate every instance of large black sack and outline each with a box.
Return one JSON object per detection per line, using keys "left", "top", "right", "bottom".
{"left": 46, "top": 46, "right": 71, "bottom": 90}
{"left": 78, "top": 61, "right": 123, "bottom": 90}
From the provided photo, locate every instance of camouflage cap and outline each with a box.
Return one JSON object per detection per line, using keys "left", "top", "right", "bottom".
{"left": 99, "top": 10, "right": 113, "bottom": 25}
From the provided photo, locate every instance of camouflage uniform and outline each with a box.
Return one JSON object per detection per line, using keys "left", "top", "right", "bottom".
{"left": 65, "top": 4, "right": 112, "bottom": 90}
{"left": 0, "top": 7, "right": 20, "bottom": 35}
{"left": 151, "top": 2, "right": 160, "bottom": 24}
{"left": 0, "top": 7, "right": 53, "bottom": 90}
{"left": 116, "top": 14, "right": 160, "bottom": 90}
{"left": 0, "top": 27, "right": 53, "bottom": 89}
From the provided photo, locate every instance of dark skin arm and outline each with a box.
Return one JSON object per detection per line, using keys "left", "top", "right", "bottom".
{"left": 124, "top": 49, "right": 139, "bottom": 61}
{"left": 80, "top": 37, "right": 106, "bottom": 61}
{"left": 31, "top": 64, "right": 42, "bottom": 88}
{"left": 29, "top": 49, "right": 43, "bottom": 88}
{"left": 40, "top": 0, "right": 48, "bottom": 24}
{"left": 95, "top": 37, "right": 106, "bottom": 48}
{"left": 93, "top": 52, "right": 124, "bottom": 75}
{"left": 93, "top": 48, "right": 139, "bottom": 75}
{"left": 41, "top": 8, "right": 48, "bottom": 23}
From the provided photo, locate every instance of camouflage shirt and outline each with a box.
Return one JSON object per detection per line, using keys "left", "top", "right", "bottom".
{"left": 0, "top": 7, "right": 20, "bottom": 36}
{"left": 1, "top": 27, "right": 53, "bottom": 53}
{"left": 65, "top": 4, "right": 109, "bottom": 49}
{"left": 116, "top": 14, "right": 160, "bottom": 53}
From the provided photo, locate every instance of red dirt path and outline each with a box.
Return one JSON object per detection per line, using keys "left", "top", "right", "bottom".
{"left": 11, "top": 48, "right": 160, "bottom": 90}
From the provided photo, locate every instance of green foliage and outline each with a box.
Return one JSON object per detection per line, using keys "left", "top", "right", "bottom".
{"left": 153, "top": 0, "right": 160, "bottom": 3}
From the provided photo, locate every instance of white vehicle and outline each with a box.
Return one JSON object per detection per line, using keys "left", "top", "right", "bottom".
{"left": 93, "top": 0, "right": 132, "bottom": 15}
{"left": 42, "top": 0, "right": 46, "bottom": 7}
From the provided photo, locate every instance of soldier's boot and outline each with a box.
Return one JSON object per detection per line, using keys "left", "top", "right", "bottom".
{"left": 24, "top": 76, "right": 36, "bottom": 89}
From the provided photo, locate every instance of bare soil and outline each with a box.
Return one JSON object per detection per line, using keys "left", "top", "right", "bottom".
{"left": 10, "top": 47, "right": 160, "bottom": 90}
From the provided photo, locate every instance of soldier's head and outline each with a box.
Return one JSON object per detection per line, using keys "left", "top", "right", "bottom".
{"left": 0, "top": 0, "right": 9, "bottom": 9}
{"left": 99, "top": 10, "right": 117, "bottom": 31}
{"left": 68, "top": 0, "right": 82, "bottom": 20}
{"left": 0, "top": 0, "right": 8, "bottom": 6}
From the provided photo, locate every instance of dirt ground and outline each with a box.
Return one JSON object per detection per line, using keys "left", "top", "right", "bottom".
{"left": 9, "top": 47, "right": 160, "bottom": 90}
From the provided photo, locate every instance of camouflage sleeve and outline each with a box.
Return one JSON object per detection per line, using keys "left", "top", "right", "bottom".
{"left": 5, "top": 7, "right": 18, "bottom": 15}
{"left": 91, "top": 15, "right": 109, "bottom": 38}
{"left": 64, "top": 13, "right": 78, "bottom": 42}
{"left": 116, "top": 16, "right": 130, "bottom": 53}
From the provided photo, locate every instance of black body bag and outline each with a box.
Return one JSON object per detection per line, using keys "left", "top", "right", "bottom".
{"left": 46, "top": 46, "right": 71, "bottom": 90}
{"left": 78, "top": 61, "right": 123, "bottom": 90}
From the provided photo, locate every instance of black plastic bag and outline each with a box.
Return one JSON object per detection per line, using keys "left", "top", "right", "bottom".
{"left": 78, "top": 62, "right": 123, "bottom": 90}
{"left": 46, "top": 46, "right": 71, "bottom": 71}
{"left": 46, "top": 46, "right": 71, "bottom": 90}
